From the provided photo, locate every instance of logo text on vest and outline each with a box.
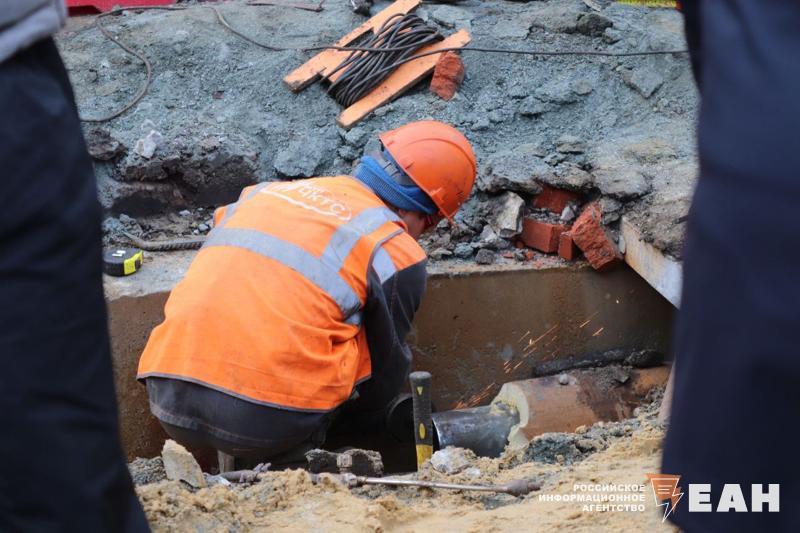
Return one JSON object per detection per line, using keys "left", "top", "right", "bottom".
{"left": 262, "top": 181, "right": 353, "bottom": 221}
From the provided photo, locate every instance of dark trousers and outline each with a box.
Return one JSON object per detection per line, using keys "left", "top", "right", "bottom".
{"left": 0, "top": 39, "right": 148, "bottom": 532}
{"left": 663, "top": 2, "right": 800, "bottom": 531}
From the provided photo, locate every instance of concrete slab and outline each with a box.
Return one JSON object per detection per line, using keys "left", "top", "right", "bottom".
{"left": 621, "top": 216, "right": 682, "bottom": 308}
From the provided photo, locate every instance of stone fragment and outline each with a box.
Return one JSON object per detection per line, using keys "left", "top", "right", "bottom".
{"left": 430, "top": 447, "right": 475, "bottom": 475}
{"left": 430, "top": 248, "right": 453, "bottom": 260}
{"left": 572, "top": 78, "right": 593, "bottom": 96}
{"left": 520, "top": 218, "right": 569, "bottom": 253}
{"left": 478, "top": 225, "right": 505, "bottom": 250}
{"left": 274, "top": 139, "right": 326, "bottom": 178}
{"left": 592, "top": 167, "right": 650, "bottom": 199}
{"left": 134, "top": 130, "right": 163, "bottom": 160}
{"left": 475, "top": 248, "right": 496, "bottom": 265}
{"left": 622, "top": 138, "right": 677, "bottom": 164}
{"left": 518, "top": 96, "right": 553, "bottom": 117}
{"left": 570, "top": 202, "right": 622, "bottom": 271}
{"left": 599, "top": 197, "right": 623, "bottom": 224}
{"left": 161, "top": 439, "right": 206, "bottom": 488}
{"left": 576, "top": 12, "right": 613, "bottom": 36}
{"left": 489, "top": 192, "right": 525, "bottom": 239}
{"left": 128, "top": 457, "right": 166, "bottom": 486}
{"left": 529, "top": 2, "right": 583, "bottom": 34}
{"left": 337, "top": 145, "right": 360, "bottom": 161}
{"left": 430, "top": 5, "right": 473, "bottom": 30}
{"left": 453, "top": 242, "right": 474, "bottom": 259}
{"left": 480, "top": 145, "right": 550, "bottom": 195}
{"left": 555, "top": 135, "right": 586, "bottom": 154}
{"left": 430, "top": 52, "right": 465, "bottom": 101}
{"left": 493, "top": 16, "right": 533, "bottom": 39}
{"left": 544, "top": 163, "right": 594, "bottom": 191}
{"left": 622, "top": 66, "right": 664, "bottom": 98}
{"left": 561, "top": 205, "right": 577, "bottom": 223}
{"left": 305, "top": 448, "right": 384, "bottom": 477}
{"left": 558, "top": 373, "right": 570, "bottom": 385}
{"left": 344, "top": 127, "right": 369, "bottom": 147}
{"left": 85, "top": 128, "right": 125, "bottom": 161}
{"left": 533, "top": 184, "right": 581, "bottom": 214}
{"left": 534, "top": 79, "right": 579, "bottom": 104}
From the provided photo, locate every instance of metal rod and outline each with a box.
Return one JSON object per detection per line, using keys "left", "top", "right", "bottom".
{"left": 343, "top": 474, "right": 540, "bottom": 497}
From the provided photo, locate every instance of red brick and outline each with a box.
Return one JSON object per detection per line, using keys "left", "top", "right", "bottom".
{"left": 524, "top": 249, "right": 535, "bottom": 261}
{"left": 430, "top": 52, "right": 465, "bottom": 101}
{"left": 520, "top": 217, "right": 569, "bottom": 253}
{"left": 571, "top": 202, "right": 622, "bottom": 271}
{"left": 558, "top": 232, "right": 580, "bottom": 261}
{"left": 501, "top": 251, "right": 515, "bottom": 259}
{"left": 532, "top": 185, "right": 581, "bottom": 214}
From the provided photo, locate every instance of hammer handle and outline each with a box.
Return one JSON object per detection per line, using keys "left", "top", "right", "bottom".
{"left": 409, "top": 371, "right": 433, "bottom": 469}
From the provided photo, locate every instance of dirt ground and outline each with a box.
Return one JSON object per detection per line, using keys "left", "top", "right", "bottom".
{"left": 133, "top": 390, "right": 677, "bottom": 532}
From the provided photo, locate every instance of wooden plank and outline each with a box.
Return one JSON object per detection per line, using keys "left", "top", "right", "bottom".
{"left": 337, "top": 29, "right": 470, "bottom": 129}
{"left": 621, "top": 217, "right": 683, "bottom": 308}
{"left": 283, "top": 0, "right": 421, "bottom": 92}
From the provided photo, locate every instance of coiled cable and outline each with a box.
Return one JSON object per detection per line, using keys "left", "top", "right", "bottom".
{"left": 323, "top": 13, "right": 442, "bottom": 107}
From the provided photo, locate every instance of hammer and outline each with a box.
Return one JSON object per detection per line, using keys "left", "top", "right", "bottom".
{"left": 409, "top": 371, "right": 433, "bottom": 469}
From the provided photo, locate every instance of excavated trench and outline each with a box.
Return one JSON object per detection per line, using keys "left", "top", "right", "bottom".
{"left": 106, "top": 252, "right": 674, "bottom": 472}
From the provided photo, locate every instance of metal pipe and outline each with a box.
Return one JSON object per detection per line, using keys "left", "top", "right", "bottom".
{"left": 431, "top": 402, "right": 519, "bottom": 458}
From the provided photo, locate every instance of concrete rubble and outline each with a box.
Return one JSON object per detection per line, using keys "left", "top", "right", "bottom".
{"left": 57, "top": 0, "right": 697, "bottom": 266}
{"left": 430, "top": 446, "right": 475, "bottom": 475}
{"left": 161, "top": 439, "right": 207, "bottom": 489}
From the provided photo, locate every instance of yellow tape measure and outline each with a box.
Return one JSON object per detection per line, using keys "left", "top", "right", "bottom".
{"left": 103, "top": 247, "right": 144, "bottom": 277}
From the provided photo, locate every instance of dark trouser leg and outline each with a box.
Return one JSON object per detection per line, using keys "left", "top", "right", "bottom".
{"left": 0, "top": 39, "right": 148, "bottom": 532}
{"left": 664, "top": 2, "right": 800, "bottom": 530}
{"left": 159, "top": 421, "right": 322, "bottom": 469}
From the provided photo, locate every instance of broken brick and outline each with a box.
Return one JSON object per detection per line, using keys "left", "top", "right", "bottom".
{"left": 520, "top": 217, "right": 569, "bottom": 253}
{"left": 532, "top": 185, "right": 581, "bottom": 214}
{"left": 430, "top": 52, "right": 465, "bottom": 101}
{"left": 570, "top": 202, "right": 622, "bottom": 271}
{"left": 558, "top": 232, "right": 580, "bottom": 261}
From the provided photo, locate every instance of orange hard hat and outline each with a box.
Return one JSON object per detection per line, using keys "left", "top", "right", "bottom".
{"left": 380, "top": 120, "right": 477, "bottom": 221}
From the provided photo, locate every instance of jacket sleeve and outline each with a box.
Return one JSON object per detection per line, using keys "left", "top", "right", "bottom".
{"left": 345, "top": 248, "right": 427, "bottom": 422}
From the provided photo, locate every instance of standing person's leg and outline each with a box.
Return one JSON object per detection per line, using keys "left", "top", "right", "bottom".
{"left": 0, "top": 38, "right": 148, "bottom": 531}
{"left": 664, "top": 2, "right": 800, "bottom": 530}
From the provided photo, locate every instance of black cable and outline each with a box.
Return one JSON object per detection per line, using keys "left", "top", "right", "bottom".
{"left": 324, "top": 13, "right": 442, "bottom": 107}
{"left": 78, "top": 5, "right": 690, "bottom": 122}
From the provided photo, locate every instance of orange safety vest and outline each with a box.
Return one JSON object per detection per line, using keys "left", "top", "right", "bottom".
{"left": 138, "top": 176, "right": 426, "bottom": 412}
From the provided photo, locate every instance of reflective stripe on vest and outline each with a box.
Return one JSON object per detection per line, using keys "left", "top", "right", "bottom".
{"left": 203, "top": 202, "right": 401, "bottom": 323}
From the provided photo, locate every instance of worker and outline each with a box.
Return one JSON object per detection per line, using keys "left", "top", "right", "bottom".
{"left": 0, "top": 1, "right": 148, "bottom": 530}
{"left": 138, "top": 120, "right": 476, "bottom": 464}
